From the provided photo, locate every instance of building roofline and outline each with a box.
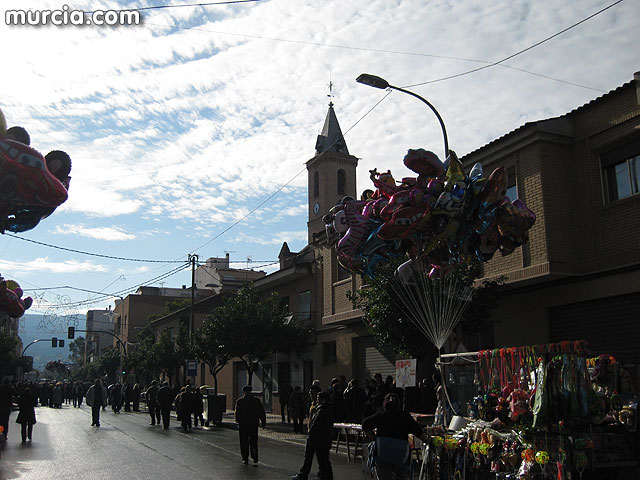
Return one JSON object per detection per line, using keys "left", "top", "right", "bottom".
{"left": 461, "top": 78, "right": 636, "bottom": 161}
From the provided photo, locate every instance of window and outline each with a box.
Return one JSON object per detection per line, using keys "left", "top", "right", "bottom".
{"left": 322, "top": 341, "right": 337, "bottom": 365}
{"left": 313, "top": 171, "right": 319, "bottom": 198}
{"left": 602, "top": 139, "right": 640, "bottom": 203}
{"left": 298, "top": 291, "right": 311, "bottom": 320}
{"left": 505, "top": 167, "right": 517, "bottom": 201}
{"left": 605, "top": 156, "right": 640, "bottom": 202}
{"left": 337, "top": 169, "right": 346, "bottom": 196}
{"left": 337, "top": 264, "right": 350, "bottom": 281}
{"left": 280, "top": 296, "right": 290, "bottom": 314}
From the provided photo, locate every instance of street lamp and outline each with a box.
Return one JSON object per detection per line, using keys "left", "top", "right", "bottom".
{"left": 355, "top": 73, "right": 449, "bottom": 162}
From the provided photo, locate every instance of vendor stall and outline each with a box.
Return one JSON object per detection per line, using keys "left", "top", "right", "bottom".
{"left": 418, "top": 341, "right": 638, "bottom": 479}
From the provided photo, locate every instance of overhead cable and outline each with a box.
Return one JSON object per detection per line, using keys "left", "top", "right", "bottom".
{"left": 2, "top": 232, "right": 186, "bottom": 263}
{"left": 402, "top": 0, "right": 624, "bottom": 89}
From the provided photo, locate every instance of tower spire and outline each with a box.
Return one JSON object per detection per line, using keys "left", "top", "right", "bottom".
{"left": 315, "top": 79, "right": 348, "bottom": 155}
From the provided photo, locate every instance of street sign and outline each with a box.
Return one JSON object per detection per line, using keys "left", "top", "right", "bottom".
{"left": 186, "top": 360, "right": 197, "bottom": 377}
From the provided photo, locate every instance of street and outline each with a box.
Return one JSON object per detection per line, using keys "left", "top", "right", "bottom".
{"left": 0, "top": 404, "right": 364, "bottom": 479}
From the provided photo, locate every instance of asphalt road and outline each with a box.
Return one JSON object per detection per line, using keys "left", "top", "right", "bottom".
{"left": 0, "top": 404, "right": 364, "bottom": 480}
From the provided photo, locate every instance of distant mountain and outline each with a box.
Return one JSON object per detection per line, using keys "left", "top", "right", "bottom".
{"left": 19, "top": 313, "right": 85, "bottom": 370}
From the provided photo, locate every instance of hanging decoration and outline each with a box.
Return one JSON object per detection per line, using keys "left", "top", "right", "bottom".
{"left": 0, "top": 106, "right": 71, "bottom": 233}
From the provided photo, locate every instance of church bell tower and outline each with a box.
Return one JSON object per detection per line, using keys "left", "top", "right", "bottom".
{"left": 306, "top": 99, "right": 359, "bottom": 245}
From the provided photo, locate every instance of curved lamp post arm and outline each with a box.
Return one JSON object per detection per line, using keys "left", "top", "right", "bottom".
{"left": 22, "top": 338, "right": 51, "bottom": 356}
{"left": 356, "top": 73, "right": 449, "bottom": 162}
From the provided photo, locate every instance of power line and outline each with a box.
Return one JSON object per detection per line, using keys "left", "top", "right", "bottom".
{"left": 402, "top": 0, "right": 624, "bottom": 89}
{"left": 55, "top": 262, "right": 192, "bottom": 309}
{"left": 6, "top": 2, "right": 621, "bottom": 297}
{"left": 2, "top": 233, "right": 185, "bottom": 263}
{"left": 189, "top": 90, "right": 393, "bottom": 253}
{"left": 145, "top": 11, "right": 607, "bottom": 93}
{"left": 130, "top": 0, "right": 263, "bottom": 12}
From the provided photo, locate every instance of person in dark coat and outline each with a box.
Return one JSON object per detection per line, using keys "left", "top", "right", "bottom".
{"left": 72, "top": 381, "right": 83, "bottom": 408}
{"left": 111, "top": 382, "right": 122, "bottom": 413}
{"left": 289, "top": 386, "right": 306, "bottom": 433}
{"left": 329, "top": 379, "right": 345, "bottom": 423}
{"left": 343, "top": 378, "right": 367, "bottom": 423}
{"left": 192, "top": 387, "right": 204, "bottom": 428}
{"left": 16, "top": 386, "right": 37, "bottom": 443}
{"left": 291, "top": 390, "right": 334, "bottom": 480}
{"left": 132, "top": 383, "right": 141, "bottom": 412}
{"left": 362, "top": 393, "right": 427, "bottom": 480}
{"left": 234, "top": 385, "right": 266, "bottom": 465}
{"left": 157, "top": 381, "right": 173, "bottom": 429}
{"left": 279, "top": 382, "right": 293, "bottom": 423}
{"left": 145, "top": 381, "right": 160, "bottom": 425}
{"left": 177, "top": 386, "right": 195, "bottom": 431}
{"left": 86, "top": 378, "right": 107, "bottom": 427}
{"left": 0, "top": 378, "right": 14, "bottom": 440}
{"left": 123, "top": 383, "right": 132, "bottom": 412}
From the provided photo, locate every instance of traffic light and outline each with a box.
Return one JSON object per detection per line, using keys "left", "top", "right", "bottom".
{"left": 68, "top": 326, "right": 75, "bottom": 339}
{"left": 59, "top": 339, "right": 65, "bottom": 348}
{"left": 121, "top": 370, "right": 126, "bottom": 376}
{"left": 51, "top": 337, "right": 58, "bottom": 348}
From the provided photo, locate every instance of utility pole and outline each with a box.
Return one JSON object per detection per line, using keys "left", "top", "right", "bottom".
{"left": 188, "top": 254, "right": 198, "bottom": 336}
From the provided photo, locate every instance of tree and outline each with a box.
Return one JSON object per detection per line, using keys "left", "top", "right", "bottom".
{"left": 122, "top": 323, "right": 158, "bottom": 384}
{"left": 68, "top": 336, "right": 86, "bottom": 367}
{"left": 209, "top": 284, "right": 311, "bottom": 384}
{"left": 0, "top": 326, "right": 17, "bottom": 367}
{"left": 194, "top": 314, "right": 233, "bottom": 395}
{"left": 96, "top": 348, "right": 122, "bottom": 383}
{"left": 45, "top": 360, "right": 69, "bottom": 379}
{"left": 148, "top": 299, "right": 192, "bottom": 322}
{"left": 152, "top": 329, "right": 180, "bottom": 383}
{"left": 174, "top": 322, "right": 194, "bottom": 376}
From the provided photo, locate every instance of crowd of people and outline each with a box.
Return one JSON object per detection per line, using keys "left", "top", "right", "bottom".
{"left": 285, "top": 373, "right": 434, "bottom": 480}
{"left": 1, "top": 373, "right": 439, "bottom": 479}
{"left": 279, "top": 373, "right": 438, "bottom": 432}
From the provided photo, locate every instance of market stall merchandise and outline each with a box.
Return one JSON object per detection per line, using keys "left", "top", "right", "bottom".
{"left": 417, "top": 341, "right": 638, "bottom": 479}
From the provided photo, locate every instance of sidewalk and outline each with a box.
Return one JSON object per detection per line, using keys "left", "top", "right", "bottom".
{"left": 169, "top": 408, "right": 361, "bottom": 458}
{"left": 219, "top": 411, "right": 309, "bottom": 446}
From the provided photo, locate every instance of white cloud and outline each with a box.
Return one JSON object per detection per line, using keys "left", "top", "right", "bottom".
{"left": 0, "top": 257, "right": 108, "bottom": 274}
{"left": 237, "top": 230, "right": 308, "bottom": 246}
{"left": 52, "top": 224, "right": 136, "bottom": 241}
{"left": 0, "top": 0, "right": 635, "bottom": 306}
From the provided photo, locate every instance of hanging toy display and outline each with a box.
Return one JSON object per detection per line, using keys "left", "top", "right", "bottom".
{"left": 0, "top": 107, "right": 72, "bottom": 233}
{"left": 322, "top": 148, "right": 536, "bottom": 281}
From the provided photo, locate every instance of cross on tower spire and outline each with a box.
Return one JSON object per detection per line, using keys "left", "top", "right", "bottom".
{"left": 327, "top": 77, "right": 334, "bottom": 106}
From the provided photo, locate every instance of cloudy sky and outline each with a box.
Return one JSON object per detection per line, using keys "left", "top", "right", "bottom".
{"left": 0, "top": 0, "right": 636, "bottom": 324}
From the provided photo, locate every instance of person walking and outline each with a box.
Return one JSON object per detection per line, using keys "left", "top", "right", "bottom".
{"left": 72, "top": 381, "right": 83, "bottom": 408}
{"left": 362, "top": 393, "right": 427, "bottom": 480}
{"left": 157, "top": 381, "right": 173, "bottom": 429}
{"left": 178, "top": 386, "right": 195, "bottom": 431}
{"left": 192, "top": 387, "right": 204, "bottom": 428}
{"left": 279, "top": 382, "right": 292, "bottom": 423}
{"left": 123, "top": 383, "right": 132, "bottom": 412}
{"left": 145, "top": 381, "right": 161, "bottom": 425}
{"left": 289, "top": 386, "right": 306, "bottom": 434}
{"left": 51, "top": 383, "right": 62, "bottom": 408}
{"left": 0, "top": 378, "right": 14, "bottom": 441}
{"left": 290, "top": 390, "right": 334, "bottom": 480}
{"left": 110, "top": 382, "right": 122, "bottom": 413}
{"left": 86, "top": 379, "right": 107, "bottom": 427}
{"left": 132, "top": 383, "right": 141, "bottom": 412}
{"left": 16, "top": 386, "right": 37, "bottom": 443}
{"left": 234, "top": 385, "right": 266, "bottom": 465}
